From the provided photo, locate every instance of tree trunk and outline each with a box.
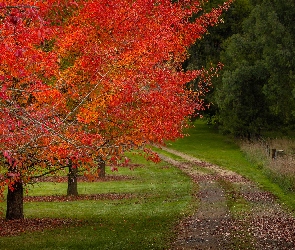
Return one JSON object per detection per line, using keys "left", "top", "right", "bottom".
{"left": 97, "top": 156, "right": 105, "bottom": 178}
{"left": 6, "top": 180, "right": 24, "bottom": 220}
{"left": 67, "top": 163, "right": 78, "bottom": 196}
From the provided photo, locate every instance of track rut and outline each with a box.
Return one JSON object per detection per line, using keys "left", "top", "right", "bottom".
{"left": 158, "top": 147, "right": 295, "bottom": 250}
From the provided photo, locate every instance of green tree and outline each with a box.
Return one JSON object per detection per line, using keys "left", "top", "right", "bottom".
{"left": 185, "top": 0, "right": 252, "bottom": 69}
{"left": 183, "top": 0, "right": 252, "bottom": 120}
{"left": 216, "top": 0, "right": 295, "bottom": 136}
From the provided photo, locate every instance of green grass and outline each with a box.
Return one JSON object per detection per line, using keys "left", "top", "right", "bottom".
{"left": 0, "top": 154, "right": 195, "bottom": 250}
{"left": 164, "top": 119, "right": 295, "bottom": 211}
{"left": 217, "top": 179, "right": 250, "bottom": 217}
{"left": 152, "top": 147, "right": 185, "bottom": 162}
{"left": 2, "top": 119, "right": 294, "bottom": 249}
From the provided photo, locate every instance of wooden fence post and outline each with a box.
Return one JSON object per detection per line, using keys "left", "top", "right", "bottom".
{"left": 271, "top": 149, "right": 276, "bottom": 159}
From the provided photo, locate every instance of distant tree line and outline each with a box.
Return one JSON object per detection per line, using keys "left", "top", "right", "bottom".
{"left": 185, "top": 0, "right": 295, "bottom": 138}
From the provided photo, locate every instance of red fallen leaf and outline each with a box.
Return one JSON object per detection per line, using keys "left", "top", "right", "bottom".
{"left": 111, "top": 167, "right": 118, "bottom": 172}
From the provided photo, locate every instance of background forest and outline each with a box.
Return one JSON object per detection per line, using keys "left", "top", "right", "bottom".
{"left": 186, "top": 0, "right": 295, "bottom": 138}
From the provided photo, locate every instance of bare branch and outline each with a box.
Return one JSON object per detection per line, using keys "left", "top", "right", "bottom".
{"left": 31, "top": 165, "right": 68, "bottom": 179}
{"left": 0, "top": 6, "right": 39, "bottom": 10}
{"left": 62, "top": 71, "right": 109, "bottom": 123}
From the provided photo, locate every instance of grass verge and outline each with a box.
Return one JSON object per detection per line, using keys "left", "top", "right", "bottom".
{"left": 163, "top": 119, "right": 295, "bottom": 212}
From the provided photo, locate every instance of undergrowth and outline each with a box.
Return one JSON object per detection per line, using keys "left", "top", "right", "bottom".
{"left": 240, "top": 139, "right": 295, "bottom": 193}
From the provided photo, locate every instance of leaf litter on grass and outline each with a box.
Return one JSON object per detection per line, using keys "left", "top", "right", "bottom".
{"left": 0, "top": 218, "right": 84, "bottom": 237}
{"left": 24, "top": 193, "right": 138, "bottom": 202}
{"left": 0, "top": 173, "right": 141, "bottom": 237}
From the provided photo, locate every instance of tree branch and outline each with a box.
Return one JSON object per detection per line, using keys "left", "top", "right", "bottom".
{"left": 31, "top": 165, "right": 68, "bottom": 179}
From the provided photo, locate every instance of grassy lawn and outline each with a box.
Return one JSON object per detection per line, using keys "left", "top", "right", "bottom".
{"left": 162, "top": 119, "right": 295, "bottom": 211}
{"left": 0, "top": 153, "right": 195, "bottom": 250}
{"left": 1, "top": 119, "right": 294, "bottom": 249}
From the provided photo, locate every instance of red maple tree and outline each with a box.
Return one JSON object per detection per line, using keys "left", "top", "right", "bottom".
{"left": 0, "top": 0, "right": 232, "bottom": 220}
{"left": 57, "top": 0, "right": 230, "bottom": 158}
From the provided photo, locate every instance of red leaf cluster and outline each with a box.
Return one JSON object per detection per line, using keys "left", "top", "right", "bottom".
{"left": 0, "top": 0, "right": 232, "bottom": 193}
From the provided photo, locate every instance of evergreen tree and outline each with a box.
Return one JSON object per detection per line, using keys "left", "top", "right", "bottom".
{"left": 216, "top": 0, "right": 295, "bottom": 136}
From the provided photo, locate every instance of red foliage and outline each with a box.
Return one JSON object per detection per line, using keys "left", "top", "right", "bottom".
{"left": 0, "top": 0, "right": 232, "bottom": 194}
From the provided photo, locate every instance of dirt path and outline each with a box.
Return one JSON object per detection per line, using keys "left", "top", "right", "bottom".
{"left": 158, "top": 147, "right": 295, "bottom": 250}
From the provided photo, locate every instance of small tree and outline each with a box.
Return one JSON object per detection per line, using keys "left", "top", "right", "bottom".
{"left": 0, "top": 2, "right": 60, "bottom": 219}
{"left": 0, "top": 1, "right": 99, "bottom": 219}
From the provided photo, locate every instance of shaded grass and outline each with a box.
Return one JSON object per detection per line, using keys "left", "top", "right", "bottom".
{"left": 0, "top": 153, "right": 195, "bottom": 250}
{"left": 165, "top": 119, "right": 295, "bottom": 211}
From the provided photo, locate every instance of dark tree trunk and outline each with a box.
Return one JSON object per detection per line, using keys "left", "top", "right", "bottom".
{"left": 97, "top": 156, "right": 105, "bottom": 178}
{"left": 6, "top": 180, "right": 24, "bottom": 220}
{"left": 67, "top": 163, "right": 78, "bottom": 196}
